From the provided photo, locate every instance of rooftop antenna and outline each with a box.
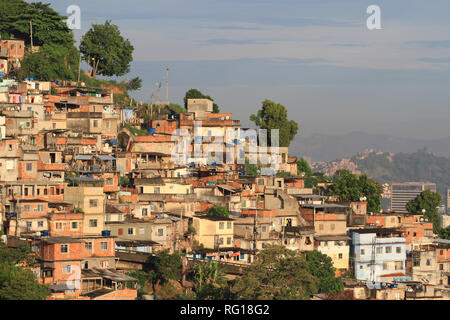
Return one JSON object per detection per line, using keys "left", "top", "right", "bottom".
{"left": 156, "top": 81, "right": 162, "bottom": 112}
{"left": 149, "top": 92, "right": 154, "bottom": 118}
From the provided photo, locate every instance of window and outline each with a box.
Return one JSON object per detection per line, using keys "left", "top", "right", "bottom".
{"left": 262, "top": 226, "right": 267, "bottom": 233}
{"left": 360, "top": 265, "right": 363, "bottom": 270}
{"left": 396, "top": 247, "right": 402, "bottom": 254}
{"left": 26, "top": 221, "right": 32, "bottom": 228}
{"left": 24, "top": 205, "right": 30, "bottom": 212}
{"left": 219, "top": 222, "right": 224, "bottom": 230}
{"left": 100, "top": 242, "right": 108, "bottom": 250}
{"left": 102, "top": 261, "right": 109, "bottom": 268}
{"left": 376, "top": 247, "right": 382, "bottom": 254}
{"left": 383, "top": 262, "right": 388, "bottom": 270}
{"left": 93, "top": 120, "right": 98, "bottom": 128}
{"left": 63, "top": 265, "right": 72, "bottom": 274}
{"left": 26, "top": 163, "right": 32, "bottom": 171}
{"left": 395, "top": 261, "right": 403, "bottom": 270}
{"left": 128, "top": 228, "right": 134, "bottom": 235}
{"left": 323, "top": 241, "right": 328, "bottom": 247}
{"left": 361, "top": 249, "right": 365, "bottom": 255}
{"left": 106, "top": 178, "right": 114, "bottom": 186}
{"left": 37, "top": 221, "right": 44, "bottom": 227}
{"left": 338, "top": 253, "right": 343, "bottom": 259}
{"left": 219, "top": 238, "right": 224, "bottom": 245}
{"left": 89, "top": 219, "right": 97, "bottom": 227}
{"left": 55, "top": 222, "right": 62, "bottom": 229}
{"left": 89, "top": 199, "right": 98, "bottom": 208}
{"left": 426, "top": 259, "right": 431, "bottom": 266}
{"left": 227, "top": 221, "right": 232, "bottom": 229}
{"left": 385, "top": 246, "right": 392, "bottom": 254}
{"left": 83, "top": 262, "right": 89, "bottom": 269}
{"left": 439, "top": 264, "right": 444, "bottom": 270}
{"left": 257, "top": 178, "right": 264, "bottom": 186}
{"left": 157, "top": 228, "right": 163, "bottom": 236}
{"left": 60, "top": 244, "right": 68, "bottom": 253}
{"left": 227, "top": 237, "right": 231, "bottom": 245}
{"left": 154, "top": 187, "right": 160, "bottom": 194}
{"left": 71, "top": 222, "right": 78, "bottom": 229}
{"left": 37, "top": 204, "right": 43, "bottom": 212}
{"left": 85, "top": 242, "right": 92, "bottom": 250}
{"left": 142, "top": 208, "right": 148, "bottom": 217}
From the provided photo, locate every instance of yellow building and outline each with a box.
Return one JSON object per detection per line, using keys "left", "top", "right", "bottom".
{"left": 64, "top": 178, "right": 105, "bottom": 235}
{"left": 136, "top": 178, "right": 192, "bottom": 195}
{"left": 193, "top": 215, "right": 234, "bottom": 249}
{"left": 315, "top": 235, "right": 351, "bottom": 271}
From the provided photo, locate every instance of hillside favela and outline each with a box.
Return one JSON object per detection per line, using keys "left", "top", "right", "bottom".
{"left": 0, "top": 0, "right": 450, "bottom": 303}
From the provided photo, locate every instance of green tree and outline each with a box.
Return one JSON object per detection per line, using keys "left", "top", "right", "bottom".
{"left": 19, "top": 43, "right": 79, "bottom": 81}
{"left": 80, "top": 20, "right": 134, "bottom": 78}
{"left": 126, "top": 270, "right": 156, "bottom": 297}
{"left": 250, "top": 100, "right": 298, "bottom": 147}
{"left": 244, "top": 159, "right": 261, "bottom": 177}
{"left": 438, "top": 226, "right": 450, "bottom": 240}
{"left": 305, "top": 250, "right": 344, "bottom": 295}
{"left": 0, "top": 0, "right": 74, "bottom": 47}
{"left": 152, "top": 250, "right": 182, "bottom": 283}
{"left": 192, "top": 262, "right": 233, "bottom": 300}
{"left": 0, "top": 242, "right": 50, "bottom": 300}
{"left": 232, "top": 245, "right": 318, "bottom": 300}
{"left": 206, "top": 206, "right": 230, "bottom": 218}
{"left": 305, "top": 172, "right": 329, "bottom": 189}
{"left": 119, "top": 175, "right": 131, "bottom": 188}
{"left": 183, "top": 89, "right": 220, "bottom": 113}
{"left": 125, "top": 77, "right": 142, "bottom": 91}
{"left": 327, "top": 170, "right": 382, "bottom": 213}
{"left": 168, "top": 103, "right": 187, "bottom": 114}
{"left": 406, "top": 190, "right": 442, "bottom": 233}
{"left": 297, "top": 157, "right": 313, "bottom": 176}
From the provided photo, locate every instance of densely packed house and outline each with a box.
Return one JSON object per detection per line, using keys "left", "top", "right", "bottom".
{"left": 0, "top": 75, "right": 448, "bottom": 300}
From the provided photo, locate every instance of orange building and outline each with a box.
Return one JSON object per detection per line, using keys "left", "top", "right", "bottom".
{"left": 39, "top": 236, "right": 137, "bottom": 300}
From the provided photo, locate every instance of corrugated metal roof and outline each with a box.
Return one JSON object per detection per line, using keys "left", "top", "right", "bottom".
{"left": 96, "top": 155, "right": 116, "bottom": 161}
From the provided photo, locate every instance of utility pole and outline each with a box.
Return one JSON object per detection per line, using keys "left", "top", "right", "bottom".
{"left": 77, "top": 53, "right": 82, "bottom": 85}
{"left": 165, "top": 68, "right": 169, "bottom": 103}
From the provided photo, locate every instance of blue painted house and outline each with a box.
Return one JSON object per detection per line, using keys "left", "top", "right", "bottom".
{"left": 351, "top": 228, "right": 407, "bottom": 282}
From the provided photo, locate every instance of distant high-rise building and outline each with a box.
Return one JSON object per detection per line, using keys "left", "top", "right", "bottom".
{"left": 447, "top": 188, "right": 450, "bottom": 214}
{"left": 390, "top": 182, "right": 436, "bottom": 213}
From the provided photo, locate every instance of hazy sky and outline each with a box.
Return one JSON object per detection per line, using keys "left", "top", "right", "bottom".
{"left": 36, "top": 0, "right": 450, "bottom": 140}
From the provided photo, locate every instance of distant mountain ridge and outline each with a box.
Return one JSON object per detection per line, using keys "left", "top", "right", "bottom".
{"left": 291, "top": 131, "right": 450, "bottom": 162}
{"left": 310, "top": 148, "right": 450, "bottom": 197}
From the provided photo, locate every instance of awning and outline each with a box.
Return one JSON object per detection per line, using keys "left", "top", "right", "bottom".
{"left": 75, "top": 155, "right": 94, "bottom": 161}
